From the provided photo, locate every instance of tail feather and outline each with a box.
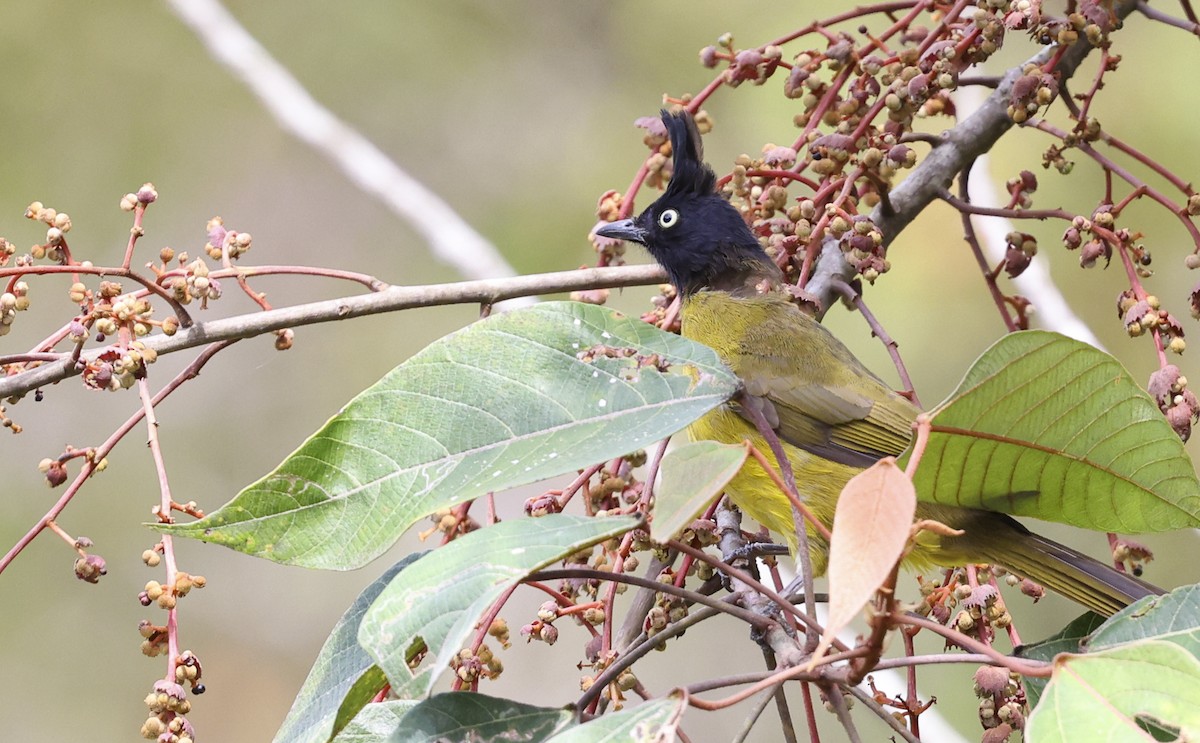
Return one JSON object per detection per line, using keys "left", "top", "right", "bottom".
{"left": 977, "top": 520, "right": 1161, "bottom": 616}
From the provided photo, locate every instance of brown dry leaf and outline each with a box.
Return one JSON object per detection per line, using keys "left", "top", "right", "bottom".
{"left": 811, "top": 457, "right": 916, "bottom": 664}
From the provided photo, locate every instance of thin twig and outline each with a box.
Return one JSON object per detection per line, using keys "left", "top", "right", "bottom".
{"left": 137, "top": 377, "right": 183, "bottom": 678}
{"left": 736, "top": 396, "right": 819, "bottom": 651}
{"left": 852, "top": 0, "right": 1143, "bottom": 320}
{"left": 687, "top": 648, "right": 866, "bottom": 711}
{"left": 743, "top": 445, "right": 832, "bottom": 541}
{"left": 763, "top": 652, "right": 801, "bottom": 743}
{"left": 666, "top": 539, "right": 828, "bottom": 640}
{"left": 846, "top": 686, "right": 922, "bottom": 743}
{"left": 121, "top": 203, "right": 147, "bottom": 270}
{"left": 600, "top": 531, "right": 636, "bottom": 660}
{"left": 828, "top": 278, "right": 921, "bottom": 405}
{"left": 1138, "top": 0, "right": 1200, "bottom": 33}
{"left": 0, "top": 353, "right": 67, "bottom": 365}
{"left": 612, "top": 553, "right": 675, "bottom": 654}
{"left": 847, "top": 560, "right": 902, "bottom": 686}
{"left": 530, "top": 568, "right": 772, "bottom": 630}
{"left": 953, "top": 88, "right": 1104, "bottom": 345}
{"left": 1, "top": 263, "right": 194, "bottom": 328}
{"left": 891, "top": 613, "right": 1052, "bottom": 677}
{"left": 577, "top": 599, "right": 731, "bottom": 712}
{"left": 731, "top": 682, "right": 788, "bottom": 743}
{"left": 0, "top": 341, "right": 234, "bottom": 575}
{"left": 872, "top": 652, "right": 1019, "bottom": 671}
{"left": 827, "top": 684, "right": 863, "bottom": 743}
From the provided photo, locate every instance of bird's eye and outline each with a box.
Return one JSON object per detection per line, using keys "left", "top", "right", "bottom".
{"left": 658, "top": 209, "right": 680, "bottom": 229}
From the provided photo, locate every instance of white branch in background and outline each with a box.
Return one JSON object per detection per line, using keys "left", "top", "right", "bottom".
{"left": 954, "top": 87, "right": 1104, "bottom": 349}
{"left": 165, "top": 0, "right": 532, "bottom": 306}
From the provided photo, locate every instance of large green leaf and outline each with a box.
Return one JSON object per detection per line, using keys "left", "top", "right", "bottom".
{"left": 911, "top": 331, "right": 1200, "bottom": 532}
{"left": 359, "top": 513, "right": 637, "bottom": 699}
{"left": 1017, "top": 611, "right": 1107, "bottom": 709}
{"left": 387, "top": 693, "right": 573, "bottom": 743}
{"left": 1087, "top": 584, "right": 1200, "bottom": 657}
{"left": 1025, "top": 641, "right": 1200, "bottom": 742}
{"left": 545, "top": 694, "right": 685, "bottom": 742}
{"left": 272, "top": 555, "right": 422, "bottom": 743}
{"left": 159, "top": 302, "right": 735, "bottom": 568}
{"left": 332, "top": 701, "right": 416, "bottom": 743}
{"left": 1019, "top": 584, "right": 1200, "bottom": 712}
{"left": 383, "top": 692, "right": 684, "bottom": 743}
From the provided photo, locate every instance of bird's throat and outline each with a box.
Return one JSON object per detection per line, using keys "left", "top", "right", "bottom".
{"left": 680, "top": 247, "right": 782, "bottom": 299}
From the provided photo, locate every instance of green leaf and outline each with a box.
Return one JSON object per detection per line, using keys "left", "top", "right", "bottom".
{"left": 159, "top": 302, "right": 735, "bottom": 569}
{"left": 911, "top": 331, "right": 1200, "bottom": 532}
{"left": 651, "top": 441, "right": 747, "bottom": 543}
{"left": 1019, "top": 585, "right": 1200, "bottom": 713}
{"left": 331, "top": 700, "right": 416, "bottom": 743}
{"left": 272, "top": 555, "right": 421, "bottom": 743}
{"left": 1017, "top": 611, "right": 1107, "bottom": 709}
{"left": 359, "top": 513, "right": 637, "bottom": 699}
{"left": 1087, "top": 583, "right": 1200, "bottom": 657}
{"left": 1025, "top": 641, "right": 1200, "bottom": 742}
{"left": 387, "top": 693, "right": 573, "bottom": 743}
{"left": 544, "top": 693, "right": 685, "bottom": 742}
{"left": 329, "top": 667, "right": 392, "bottom": 743}
{"left": 383, "top": 691, "right": 685, "bottom": 743}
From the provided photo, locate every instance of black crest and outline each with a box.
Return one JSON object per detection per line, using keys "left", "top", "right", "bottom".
{"left": 662, "top": 110, "right": 716, "bottom": 198}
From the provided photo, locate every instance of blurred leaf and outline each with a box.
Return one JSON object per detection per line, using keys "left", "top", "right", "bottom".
{"left": 651, "top": 441, "right": 747, "bottom": 543}
{"left": 1025, "top": 641, "right": 1200, "bottom": 742}
{"left": 1017, "top": 611, "right": 1107, "bottom": 709}
{"left": 911, "top": 331, "right": 1200, "bottom": 532}
{"left": 387, "top": 693, "right": 573, "bottom": 743}
{"left": 160, "top": 301, "right": 736, "bottom": 569}
{"left": 332, "top": 700, "right": 416, "bottom": 743}
{"left": 813, "top": 458, "right": 915, "bottom": 662}
{"left": 359, "top": 513, "right": 637, "bottom": 699}
{"left": 545, "top": 693, "right": 686, "bottom": 742}
{"left": 273, "top": 555, "right": 421, "bottom": 743}
{"left": 1087, "top": 584, "right": 1200, "bottom": 657}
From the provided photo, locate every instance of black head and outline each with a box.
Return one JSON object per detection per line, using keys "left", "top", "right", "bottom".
{"left": 595, "top": 110, "right": 779, "bottom": 296}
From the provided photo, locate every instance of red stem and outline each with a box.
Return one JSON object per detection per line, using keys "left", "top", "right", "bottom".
{"left": 0, "top": 341, "right": 233, "bottom": 575}
{"left": 122, "top": 203, "right": 146, "bottom": 270}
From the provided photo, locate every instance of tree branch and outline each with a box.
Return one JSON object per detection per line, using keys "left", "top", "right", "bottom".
{"left": 0, "top": 264, "right": 666, "bottom": 400}
{"left": 805, "top": 0, "right": 1141, "bottom": 311}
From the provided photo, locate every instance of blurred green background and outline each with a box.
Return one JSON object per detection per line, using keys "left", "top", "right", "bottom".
{"left": 1, "top": 2, "right": 1198, "bottom": 741}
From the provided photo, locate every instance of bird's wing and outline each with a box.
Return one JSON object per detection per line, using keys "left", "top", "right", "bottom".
{"left": 732, "top": 304, "right": 918, "bottom": 467}
{"left": 767, "top": 375, "right": 916, "bottom": 465}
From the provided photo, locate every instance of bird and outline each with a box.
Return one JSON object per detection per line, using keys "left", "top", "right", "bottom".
{"left": 595, "top": 109, "right": 1161, "bottom": 616}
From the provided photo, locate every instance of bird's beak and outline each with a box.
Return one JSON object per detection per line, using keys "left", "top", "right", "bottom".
{"left": 594, "top": 219, "right": 647, "bottom": 245}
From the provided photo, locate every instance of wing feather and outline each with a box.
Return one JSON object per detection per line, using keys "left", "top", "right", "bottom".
{"left": 683, "top": 291, "right": 918, "bottom": 464}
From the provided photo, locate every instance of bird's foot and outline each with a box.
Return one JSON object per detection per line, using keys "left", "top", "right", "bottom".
{"left": 727, "top": 541, "right": 790, "bottom": 563}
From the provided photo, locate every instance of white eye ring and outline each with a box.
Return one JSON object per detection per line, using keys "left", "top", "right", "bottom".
{"left": 658, "top": 209, "right": 680, "bottom": 229}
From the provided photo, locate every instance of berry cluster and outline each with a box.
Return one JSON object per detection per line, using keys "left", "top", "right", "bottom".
{"left": 973, "top": 665, "right": 1026, "bottom": 742}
